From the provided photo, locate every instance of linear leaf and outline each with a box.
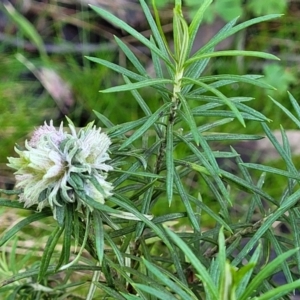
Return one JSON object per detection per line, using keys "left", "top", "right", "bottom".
{"left": 198, "top": 14, "right": 282, "bottom": 55}
{"left": 241, "top": 163, "right": 300, "bottom": 180}
{"left": 93, "top": 110, "right": 115, "bottom": 128}
{"left": 174, "top": 168, "right": 200, "bottom": 231}
{"left": 266, "top": 230, "right": 293, "bottom": 286}
{"left": 199, "top": 74, "right": 275, "bottom": 90}
{"left": 232, "top": 188, "right": 300, "bottom": 267}
{"left": 183, "top": 77, "right": 245, "bottom": 126}
{"left": 85, "top": 56, "right": 146, "bottom": 82}
{"left": 255, "top": 280, "right": 300, "bottom": 300}
{"left": 124, "top": 75, "right": 163, "bottom": 137}
{"left": 288, "top": 91, "right": 300, "bottom": 121}
{"left": 119, "top": 102, "right": 171, "bottom": 150}
{"left": 185, "top": 50, "right": 279, "bottom": 67}
{"left": 187, "top": 75, "right": 263, "bottom": 96}
{"left": 113, "top": 170, "right": 163, "bottom": 179}
{"left": 178, "top": 93, "right": 200, "bottom": 145}
{"left": 261, "top": 123, "right": 299, "bottom": 180}
{"left": 166, "top": 121, "right": 174, "bottom": 205}
{"left": 134, "top": 284, "right": 177, "bottom": 300}
{"left": 100, "top": 78, "right": 173, "bottom": 93}
{"left": 166, "top": 228, "right": 218, "bottom": 300}
{"left": 93, "top": 210, "right": 105, "bottom": 264}
{"left": 114, "top": 36, "right": 147, "bottom": 76}
{"left": 235, "top": 244, "right": 261, "bottom": 298}
{"left": 38, "top": 225, "right": 64, "bottom": 281}
{"left": 0, "top": 211, "right": 50, "bottom": 246}
{"left": 107, "top": 117, "right": 148, "bottom": 138}
{"left": 188, "top": 0, "right": 212, "bottom": 56}
{"left": 89, "top": 4, "right": 172, "bottom": 67}
{"left": 220, "top": 169, "right": 276, "bottom": 205}
{"left": 139, "top": 259, "right": 195, "bottom": 300}
{"left": 270, "top": 95, "right": 300, "bottom": 128}
{"left": 240, "top": 248, "right": 298, "bottom": 300}
{"left": 139, "top": 0, "right": 170, "bottom": 59}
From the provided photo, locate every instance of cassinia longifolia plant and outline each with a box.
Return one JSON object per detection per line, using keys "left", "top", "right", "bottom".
{"left": 1, "top": 0, "right": 300, "bottom": 299}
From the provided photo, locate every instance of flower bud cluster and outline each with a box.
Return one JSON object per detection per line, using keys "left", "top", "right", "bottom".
{"left": 7, "top": 118, "right": 114, "bottom": 221}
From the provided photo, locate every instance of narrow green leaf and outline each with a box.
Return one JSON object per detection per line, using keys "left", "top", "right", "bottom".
{"left": 183, "top": 77, "right": 245, "bottom": 126}
{"left": 166, "top": 121, "right": 174, "bottom": 205}
{"left": 100, "top": 78, "right": 172, "bottom": 93}
{"left": 0, "top": 212, "right": 50, "bottom": 246}
{"left": 240, "top": 248, "right": 299, "bottom": 300}
{"left": 85, "top": 56, "right": 146, "bottom": 82}
{"left": 94, "top": 282, "right": 126, "bottom": 299}
{"left": 113, "top": 169, "right": 163, "bottom": 179}
{"left": 187, "top": 75, "right": 264, "bottom": 97}
{"left": 174, "top": 168, "right": 200, "bottom": 231}
{"left": 109, "top": 195, "right": 171, "bottom": 247}
{"left": 56, "top": 205, "right": 73, "bottom": 269}
{"left": 89, "top": 4, "right": 172, "bottom": 68}
{"left": 232, "top": 188, "right": 300, "bottom": 267}
{"left": 114, "top": 36, "right": 147, "bottom": 76}
{"left": 230, "top": 147, "right": 265, "bottom": 218}
{"left": 135, "top": 185, "right": 155, "bottom": 239}
{"left": 182, "top": 52, "right": 212, "bottom": 94}
{"left": 270, "top": 95, "right": 300, "bottom": 128}
{"left": 141, "top": 258, "right": 195, "bottom": 300}
{"left": 203, "top": 134, "right": 264, "bottom": 142}
{"left": 124, "top": 75, "right": 163, "bottom": 137}
{"left": 166, "top": 228, "right": 218, "bottom": 300}
{"left": 187, "top": 195, "right": 232, "bottom": 233}
{"left": 261, "top": 123, "right": 299, "bottom": 180}
{"left": 175, "top": 124, "right": 220, "bottom": 175}
{"left": 0, "top": 198, "right": 29, "bottom": 209}
{"left": 178, "top": 93, "right": 200, "bottom": 145}
{"left": 107, "top": 117, "right": 148, "bottom": 138}
{"left": 134, "top": 284, "right": 177, "bottom": 300}
{"left": 289, "top": 210, "right": 300, "bottom": 275}
{"left": 198, "top": 14, "right": 282, "bottom": 55}
{"left": 140, "top": 0, "right": 170, "bottom": 59}
{"left": 241, "top": 163, "right": 300, "bottom": 181}
{"left": 199, "top": 74, "right": 275, "bottom": 90}
{"left": 188, "top": 0, "right": 212, "bottom": 56}
{"left": 255, "top": 280, "right": 300, "bottom": 300}
{"left": 266, "top": 230, "right": 293, "bottom": 286}
{"left": 185, "top": 50, "right": 279, "bottom": 67}
{"left": 288, "top": 91, "right": 300, "bottom": 121}
{"left": 104, "top": 232, "right": 124, "bottom": 266}
{"left": 217, "top": 228, "right": 227, "bottom": 297}
{"left": 123, "top": 76, "right": 153, "bottom": 116}
{"left": 93, "top": 110, "right": 115, "bottom": 128}
{"left": 201, "top": 174, "right": 230, "bottom": 222}
{"left": 93, "top": 211, "right": 105, "bottom": 264}
{"left": 235, "top": 244, "right": 261, "bottom": 298}
{"left": 113, "top": 141, "right": 161, "bottom": 187}
{"left": 119, "top": 102, "right": 171, "bottom": 150}
{"left": 38, "top": 225, "right": 64, "bottom": 281}
{"left": 190, "top": 110, "right": 266, "bottom": 122}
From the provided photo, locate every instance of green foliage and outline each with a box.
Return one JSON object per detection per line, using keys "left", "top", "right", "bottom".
{"left": 1, "top": 0, "right": 300, "bottom": 299}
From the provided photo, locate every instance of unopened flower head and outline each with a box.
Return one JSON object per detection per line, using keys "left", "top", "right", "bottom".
{"left": 7, "top": 117, "right": 113, "bottom": 221}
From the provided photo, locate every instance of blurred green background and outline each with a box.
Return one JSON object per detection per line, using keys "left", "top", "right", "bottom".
{"left": 0, "top": 0, "right": 299, "bottom": 194}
